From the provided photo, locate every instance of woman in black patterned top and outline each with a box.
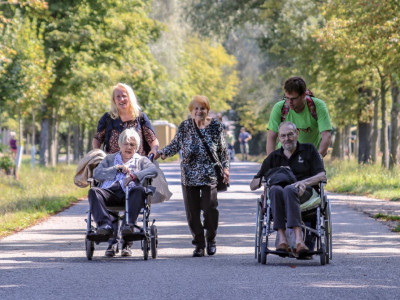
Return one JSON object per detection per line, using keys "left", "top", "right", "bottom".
{"left": 155, "top": 95, "right": 230, "bottom": 257}
{"left": 92, "top": 83, "right": 159, "bottom": 156}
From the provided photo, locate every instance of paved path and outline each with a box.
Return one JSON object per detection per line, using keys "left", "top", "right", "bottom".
{"left": 1, "top": 161, "right": 400, "bottom": 300}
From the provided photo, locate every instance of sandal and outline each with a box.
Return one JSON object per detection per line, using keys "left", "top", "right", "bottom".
{"left": 294, "top": 243, "right": 309, "bottom": 258}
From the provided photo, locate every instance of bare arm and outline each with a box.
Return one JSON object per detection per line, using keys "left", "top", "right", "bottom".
{"left": 266, "top": 130, "right": 278, "bottom": 156}
{"left": 148, "top": 138, "right": 159, "bottom": 157}
{"left": 92, "top": 138, "right": 101, "bottom": 149}
{"left": 318, "top": 130, "right": 332, "bottom": 157}
{"left": 293, "top": 171, "right": 327, "bottom": 196}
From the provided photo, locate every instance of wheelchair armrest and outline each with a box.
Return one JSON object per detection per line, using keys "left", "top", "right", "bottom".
{"left": 87, "top": 178, "right": 101, "bottom": 188}
{"left": 140, "top": 174, "right": 157, "bottom": 186}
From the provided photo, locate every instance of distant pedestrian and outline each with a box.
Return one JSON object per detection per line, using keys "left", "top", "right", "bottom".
{"left": 238, "top": 127, "right": 251, "bottom": 161}
{"left": 9, "top": 132, "right": 17, "bottom": 160}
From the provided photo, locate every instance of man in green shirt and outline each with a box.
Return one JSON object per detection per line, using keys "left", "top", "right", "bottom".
{"left": 267, "top": 77, "right": 332, "bottom": 157}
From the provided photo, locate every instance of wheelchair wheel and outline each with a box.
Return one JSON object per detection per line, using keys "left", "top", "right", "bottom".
{"left": 150, "top": 225, "right": 158, "bottom": 259}
{"left": 85, "top": 237, "right": 94, "bottom": 260}
{"left": 319, "top": 239, "right": 327, "bottom": 266}
{"left": 255, "top": 197, "right": 263, "bottom": 260}
{"left": 142, "top": 238, "right": 149, "bottom": 260}
{"left": 261, "top": 242, "right": 267, "bottom": 265}
{"left": 326, "top": 198, "right": 332, "bottom": 261}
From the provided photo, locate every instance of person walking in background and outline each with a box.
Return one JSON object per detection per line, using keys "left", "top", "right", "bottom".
{"left": 238, "top": 127, "right": 251, "bottom": 161}
{"left": 266, "top": 76, "right": 332, "bottom": 157}
{"left": 9, "top": 132, "right": 17, "bottom": 160}
{"left": 155, "top": 95, "right": 229, "bottom": 257}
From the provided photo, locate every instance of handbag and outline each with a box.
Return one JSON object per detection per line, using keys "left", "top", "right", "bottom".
{"left": 263, "top": 166, "right": 297, "bottom": 187}
{"left": 193, "top": 120, "right": 229, "bottom": 192}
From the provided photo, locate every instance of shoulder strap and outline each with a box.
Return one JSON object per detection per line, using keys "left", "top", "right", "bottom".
{"left": 192, "top": 120, "right": 221, "bottom": 167}
{"left": 281, "top": 89, "right": 317, "bottom": 122}
{"left": 104, "top": 113, "right": 112, "bottom": 153}
{"left": 306, "top": 96, "right": 318, "bottom": 121}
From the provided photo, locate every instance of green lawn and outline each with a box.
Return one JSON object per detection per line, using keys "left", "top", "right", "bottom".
{"left": 0, "top": 161, "right": 88, "bottom": 238}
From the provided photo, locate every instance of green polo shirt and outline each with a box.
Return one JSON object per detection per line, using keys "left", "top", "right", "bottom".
{"left": 267, "top": 97, "right": 332, "bottom": 150}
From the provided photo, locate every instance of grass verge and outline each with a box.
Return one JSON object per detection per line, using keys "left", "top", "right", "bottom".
{"left": 373, "top": 214, "right": 400, "bottom": 232}
{"left": 324, "top": 159, "right": 400, "bottom": 201}
{"left": 0, "top": 162, "right": 88, "bottom": 238}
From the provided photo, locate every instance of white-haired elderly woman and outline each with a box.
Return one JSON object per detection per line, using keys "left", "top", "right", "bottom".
{"left": 89, "top": 128, "right": 157, "bottom": 257}
{"left": 92, "top": 83, "right": 159, "bottom": 157}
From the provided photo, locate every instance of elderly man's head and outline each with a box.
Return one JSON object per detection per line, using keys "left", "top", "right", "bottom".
{"left": 278, "top": 122, "right": 299, "bottom": 152}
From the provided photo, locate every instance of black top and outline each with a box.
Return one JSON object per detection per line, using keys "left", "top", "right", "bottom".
{"left": 255, "top": 142, "right": 325, "bottom": 181}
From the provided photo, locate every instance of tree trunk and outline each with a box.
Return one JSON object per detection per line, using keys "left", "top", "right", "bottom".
{"left": 389, "top": 74, "right": 400, "bottom": 168}
{"left": 48, "top": 108, "right": 58, "bottom": 167}
{"left": 31, "top": 110, "right": 36, "bottom": 167}
{"left": 358, "top": 121, "right": 372, "bottom": 164}
{"left": 371, "top": 92, "right": 379, "bottom": 163}
{"left": 331, "top": 127, "right": 341, "bottom": 159}
{"left": 344, "top": 125, "right": 351, "bottom": 160}
{"left": 73, "top": 124, "right": 80, "bottom": 163}
{"left": 379, "top": 72, "right": 389, "bottom": 168}
{"left": 86, "top": 128, "right": 94, "bottom": 154}
{"left": 66, "top": 122, "right": 71, "bottom": 165}
{"left": 79, "top": 123, "right": 85, "bottom": 160}
{"left": 39, "top": 104, "right": 49, "bottom": 166}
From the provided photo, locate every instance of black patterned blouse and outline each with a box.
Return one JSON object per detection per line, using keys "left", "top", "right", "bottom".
{"left": 94, "top": 112, "right": 157, "bottom": 155}
{"left": 159, "top": 118, "right": 229, "bottom": 186}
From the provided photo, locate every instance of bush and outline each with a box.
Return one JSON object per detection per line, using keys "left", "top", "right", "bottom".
{"left": 0, "top": 155, "right": 14, "bottom": 173}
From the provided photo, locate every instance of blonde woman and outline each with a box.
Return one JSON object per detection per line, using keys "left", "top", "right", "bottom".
{"left": 92, "top": 83, "right": 159, "bottom": 157}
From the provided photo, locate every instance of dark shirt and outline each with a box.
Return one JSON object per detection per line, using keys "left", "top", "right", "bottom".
{"left": 9, "top": 138, "right": 17, "bottom": 150}
{"left": 94, "top": 112, "right": 157, "bottom": 155}
{"left": 255, "top": 142, "right": 325, "bottom": 181}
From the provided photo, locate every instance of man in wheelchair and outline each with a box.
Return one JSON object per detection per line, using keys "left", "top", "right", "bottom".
{"left": 251, "top": 122, "right": 326, "bottom": 258}
{"left": 88, "top": 128, "right": 158, "bottom": 257}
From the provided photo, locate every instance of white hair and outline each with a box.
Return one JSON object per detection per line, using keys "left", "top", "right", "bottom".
{"left": 118, "top": 128, "right": 141, "bottom": 151}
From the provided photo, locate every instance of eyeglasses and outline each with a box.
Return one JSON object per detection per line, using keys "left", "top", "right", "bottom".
{"left": 123, "top": 142, "right": 137, "bottom": 148}
{"left": 279, "top": 132, "right": 295, "bottom": 140}
{"left": 283, "top": 94, "right": 302, "bottom": 102}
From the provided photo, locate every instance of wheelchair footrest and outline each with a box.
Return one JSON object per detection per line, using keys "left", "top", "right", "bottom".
{"left": 86, "top": 232, "right": 112, "bottom": 242}
{"left": 122, "top": 231, "right": 146, "bottom": 242}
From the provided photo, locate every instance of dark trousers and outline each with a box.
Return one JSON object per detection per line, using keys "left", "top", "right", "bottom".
{"left": 181, "top": 184, "right": 219, "bottom": 248}
{"left": 88, "top": 182, "right": 146, "bottom": 227}
{"left": 270, "top": 185, "right": 312, "bottom": 230}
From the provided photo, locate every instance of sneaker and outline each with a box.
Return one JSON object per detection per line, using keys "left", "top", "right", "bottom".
{"left": 192, "top": 247, "right": 205, "bottom": 257}
{"left": 105, "top": 243, "right": 118, "bottom": 257}
{"left": 121, "top": 244, "right": 132, "bottom": 257}
{"left": 97, "top": 224, "right": 113, "bottom": 236}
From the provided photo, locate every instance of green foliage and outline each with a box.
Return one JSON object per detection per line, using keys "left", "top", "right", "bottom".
{"left": 0, "top": 155, "right": 14, "bottom": 172}
{"left": 0, "top": 10, "right": 53, "bottom": 127}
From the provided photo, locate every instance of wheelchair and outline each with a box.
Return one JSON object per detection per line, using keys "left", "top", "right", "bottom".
{"left": 84, "top": 175, "right": 158, "bottom": 261}
{"left": 255, "top": 180, "right": 332, "bottom": 265}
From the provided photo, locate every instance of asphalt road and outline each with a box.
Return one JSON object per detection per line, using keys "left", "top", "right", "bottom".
{"left": 1, "top": 161, "right": 400, "bottom": 300}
